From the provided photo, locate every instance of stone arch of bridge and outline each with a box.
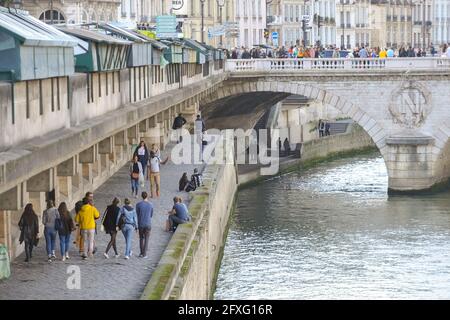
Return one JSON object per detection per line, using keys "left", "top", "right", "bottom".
{"left": 200, "top": 79, "right": 389, "bottom": 160}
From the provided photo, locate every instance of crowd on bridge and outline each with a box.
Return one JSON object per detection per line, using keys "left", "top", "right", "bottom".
{"left": 16, "top": 114, "right": 209, "bottom": 264}
{"left": 228, "top": 43, "right": 450, "bottom": 59}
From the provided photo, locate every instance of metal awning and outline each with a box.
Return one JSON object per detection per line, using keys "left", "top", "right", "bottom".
{"left": 182, "top": 39, "right": 208, "bottom": 53}
{"left": 98, "top": 23, "right": 146, "bottom": 43}
{"left": 57, "top": 26, "right": 133, "bottom": 45}
{"left": 130, "top": 30, "right": 168, "bottom": 50}
{"left": 0, "top": 6, "right": 77, "bottom": 47}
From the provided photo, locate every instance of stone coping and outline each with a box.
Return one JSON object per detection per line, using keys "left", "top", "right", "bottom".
{"left": 385, "top": 136, "right": 435, "bottom": 145}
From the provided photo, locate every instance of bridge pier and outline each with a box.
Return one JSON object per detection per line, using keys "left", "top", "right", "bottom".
{"left": 385, "top": 135, "right": 440, "bottom": 194}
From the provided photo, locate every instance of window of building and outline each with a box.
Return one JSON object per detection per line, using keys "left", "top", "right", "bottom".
{"left": 39, "top": 9, "right": 65, "bottom": 24}
{"left": 130, "top": 0, "right": 136, "bottom": 17}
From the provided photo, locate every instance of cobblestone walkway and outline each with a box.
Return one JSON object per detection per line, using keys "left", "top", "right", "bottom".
{"left": 0, "top": 144, "right": 202, "bottom": 300}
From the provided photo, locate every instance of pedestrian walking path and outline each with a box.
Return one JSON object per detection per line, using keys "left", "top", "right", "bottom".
{"left": 0, "top": 143, "right": 202, "bottom": 300}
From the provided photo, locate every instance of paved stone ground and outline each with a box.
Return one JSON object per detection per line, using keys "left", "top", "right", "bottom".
{"left": 0, "top": 143, "right": 203, "bottom": 300}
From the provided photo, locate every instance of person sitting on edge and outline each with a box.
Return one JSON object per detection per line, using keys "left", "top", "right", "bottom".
{"left": 179, "top": 172, "right": 189, "bottom": 191}
{"left": 191, "top": 168, "right": 203, "bottom": 189}
{"left": 166, "top": 196, "right": 190, "bottom": 232}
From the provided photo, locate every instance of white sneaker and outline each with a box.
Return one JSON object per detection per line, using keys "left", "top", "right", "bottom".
{"left": 114, "top": 254, "right": 120, "bottom": 258}
{"left": 124, "top": 256, "right": 130, "bottom": 260}
{"left": 130, "top": 250, "right": 133, "bottom": 257}
{"left": 103, "top": 253, "right": 109, "bottom": 259}
{"left": 62, "top": 257, "right": 66, "bottom": 262}
{"left": 65, "top": 254, "right": 70, "bottom": 260}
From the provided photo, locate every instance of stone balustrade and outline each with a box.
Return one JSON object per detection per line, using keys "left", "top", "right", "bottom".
{"left": 226, "top": 57, "right": 450, "bottom": 72}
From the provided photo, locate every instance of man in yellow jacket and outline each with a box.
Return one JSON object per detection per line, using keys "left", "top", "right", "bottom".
{"left": 379, "top": 48, "right": 387, "bottom": 58}
{"left": 75, "top": 198, "right": 100, "bottom": 259}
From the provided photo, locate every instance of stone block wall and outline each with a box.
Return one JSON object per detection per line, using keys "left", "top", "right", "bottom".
{"left": 140, "top": 153, "right": 238, "bottom": 300}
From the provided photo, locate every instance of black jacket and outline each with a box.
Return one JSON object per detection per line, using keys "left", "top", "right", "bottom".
{"left": 103, "top": 205, "right": 120, "bottom": 233}
{"left": 18, "top": 214, "right": 39, "bottom": 245}
{"left": 59, "top": 213, "right": 75, "bottom": 236}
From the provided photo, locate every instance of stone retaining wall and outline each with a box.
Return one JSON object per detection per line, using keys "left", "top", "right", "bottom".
{"left": 140, "top": 158, "right": 237, "bottom": 300}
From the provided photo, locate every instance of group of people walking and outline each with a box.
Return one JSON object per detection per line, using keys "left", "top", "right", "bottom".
{"left": 17, "top": 129, "right": 201, "bottom": 263}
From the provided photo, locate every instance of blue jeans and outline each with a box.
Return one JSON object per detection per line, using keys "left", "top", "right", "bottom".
{"left": 139, "top": 161, "right": 147, "bottom": 177}
{"left": 131, "top": 178, "right": 139, "bottom": 195}
{"left": 44, "top": 227, "right": 57, "bottom": 256}
{"left": 59, "top": 234, "right": 71, "bottom": 256}
{"left": 122, "top": 224, "right": 134, "bottom": 257}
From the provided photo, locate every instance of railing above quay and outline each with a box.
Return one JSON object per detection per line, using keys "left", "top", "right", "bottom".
{"left": 225, "top": 58, "right": 450, "bottom": 72}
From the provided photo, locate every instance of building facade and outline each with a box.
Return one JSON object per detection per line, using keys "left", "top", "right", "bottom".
{"left": 19, "top": 0, "right": 120, "bottom": 24}
{"left": 336, "top": 0, "right": 371, "bottom": 49}
{"left": 235, "top": 0, "right": 266, "bottom": 48}
{"left": 432, "top": 0, "right": 450, "bottom": 47}
{"left": 118, "top": 0, "right": 144, "bottom": 26}
{"left": 267, "top": 0, "right": 336, "bottom": 48}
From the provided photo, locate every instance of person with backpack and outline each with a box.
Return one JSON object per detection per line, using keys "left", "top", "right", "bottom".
{"left": 102, "top": 198, "right": 121, "bottom": 259}
{"left": 172, "top": 113, "right": 187, "bottom": 143}
{"left": 57, "top": 202, "right": 75, "bottom": 261}
{"left": 116, "top": 198, "right": 138, "bottom": 260}
{"left": 75, "top": 197, "right": 100, "bottom": 260}
{"left": 18, "top": 203, "right": 39, "bottom": 263}
{"left": 43, "top": 200, "right": 60, "bottom": 262}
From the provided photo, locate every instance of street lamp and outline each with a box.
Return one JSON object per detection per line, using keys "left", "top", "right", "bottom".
{"left": 216, "top": 0, "right": 225, "bottom": 47}
{"left": 200, "top": 0, "right": 206, "bottom": 43}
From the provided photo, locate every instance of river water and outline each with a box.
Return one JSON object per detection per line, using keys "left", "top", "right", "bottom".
{"left": 214, "top": 153, "right": 450, "bottom": 299}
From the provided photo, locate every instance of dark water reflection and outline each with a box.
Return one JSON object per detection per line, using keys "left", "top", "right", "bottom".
{"left": 214, "top": 154, "right": 450, "bottom": 299}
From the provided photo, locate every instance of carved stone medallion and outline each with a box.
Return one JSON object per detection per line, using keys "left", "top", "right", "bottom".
{"left": 389, "top": 82, "right": 431, "bottom": 128}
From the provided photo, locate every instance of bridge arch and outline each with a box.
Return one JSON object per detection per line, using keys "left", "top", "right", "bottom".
{"left": 201, "top": 79, "right": 389, "bottom": 160}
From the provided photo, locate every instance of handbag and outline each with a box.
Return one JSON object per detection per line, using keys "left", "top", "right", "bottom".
{"left": 131, "top": 172, "right": 139, "bottom": 179}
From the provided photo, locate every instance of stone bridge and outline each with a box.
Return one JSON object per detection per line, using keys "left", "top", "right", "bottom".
{"left": 201, "top": 58, "right": 450, "bottom": 194}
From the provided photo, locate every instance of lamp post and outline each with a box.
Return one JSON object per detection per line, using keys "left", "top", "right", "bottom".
{"left": 200, "top": 0, "right": 206, "bottom": 43}
{"left": 217, "top": 0, "right": 225, "bottom": 47}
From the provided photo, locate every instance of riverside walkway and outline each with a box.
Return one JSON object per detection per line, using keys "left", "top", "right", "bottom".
{"left": 0, "top": 143, "right": 202, "bottom": 300}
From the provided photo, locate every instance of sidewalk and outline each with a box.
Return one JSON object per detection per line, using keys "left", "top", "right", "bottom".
{"left": 0, "top": 143, "right": 203, "bottom": 300}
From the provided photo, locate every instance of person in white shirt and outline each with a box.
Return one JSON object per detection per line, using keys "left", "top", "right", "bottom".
{"left": 148, "top": 151, "right": 168, "bottom": 198}
{"left": 194, "top": 114, "right": 206, "bottom": 161}
{"left": 446, "top": 45, "right": 450, "bottom": 58}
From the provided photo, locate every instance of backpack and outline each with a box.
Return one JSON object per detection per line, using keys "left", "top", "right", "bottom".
{"left": 118, "top": 213, "right": 127, "bottom": 230}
